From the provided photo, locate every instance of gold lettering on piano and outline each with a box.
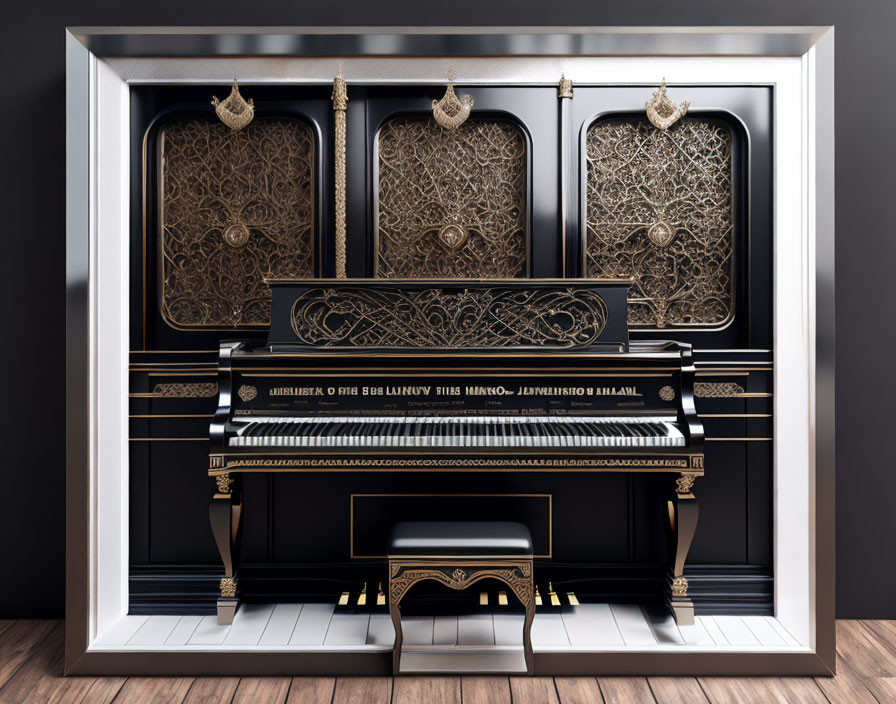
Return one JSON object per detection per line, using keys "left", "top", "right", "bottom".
{"left": 269, "top": 387, "right": 324, "bottom": 396}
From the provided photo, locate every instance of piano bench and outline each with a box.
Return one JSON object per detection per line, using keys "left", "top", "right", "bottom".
{"left": 387, "top": 521, "right": 535, "bottom": 675}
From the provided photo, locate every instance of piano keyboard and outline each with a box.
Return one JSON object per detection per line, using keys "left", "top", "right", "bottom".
{"left": 228, "top": 415, "right": 685, "bottom": 448}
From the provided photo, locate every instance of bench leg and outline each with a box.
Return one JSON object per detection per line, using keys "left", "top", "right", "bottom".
{"left": 523, "top": 588, "right": 535, "bottom": 675}
{"left": 666, "top": 474, "right": 698, "bottom": 626}
{"left": 210, "top": 473, "right": 243, "bottom": 625}
{"left": 389, "top": 587, "right": 403, "bottom": 674}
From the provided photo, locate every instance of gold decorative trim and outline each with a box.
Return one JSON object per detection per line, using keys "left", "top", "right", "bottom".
{"left": 694, "top": 382, "right": 746, "bottom": 398}
{"left": 675, "top": 473, "right": 696, "bottom": 495}
{"left": 289, "top": 286, "right": 607, "bottom": 349}
{"left": 210, "top": 456, "right": 698, "bottom": 473}
{"left": 432, "top": 80, "right": 473, "bottom": 129}
{"left": 219, "top": 576, "right": 238, "bottom": 598}
{"left": 659, "top": 385, "right": 676, "bottom": 401}
{"left": 215, "top": 474, "right": 233, "bottom": 494}
{"left": 670, "top": 575, "right": 689, "bottom": 597}
{"left": 237, "top": 385, "right": 257, "bottom": 402}
{"left": 558, "top": 76, "right": 574, "bottom": 99}
{"left": 211, "top": 82, "right": 254, "bottom": 130}
{"left": 645, "top": 80, "right": 689, "bottom": 130}
{"left": 332, "top": 69, "right": 348, "bottom": 278}
{"left": 150, "top": 382, "right": 218, "bottom": 398}
{"left": 389, "top": 561, "right": 531, "bottom": 607}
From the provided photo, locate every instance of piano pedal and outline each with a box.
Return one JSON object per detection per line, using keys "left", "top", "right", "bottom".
{"left": 498, "top": 591, "right": 508, "bottom": 606}
{"left": 337, "top": 591, "right": 350, "bottom": 607}
{"left": 549, "top": 582, "right": 561, "bottom": 607}
{"left": 479, "top": 591, "right": 489, "bottom": 606}
{"left": 357, "top": 582, "right": 367, "bottom": 606}
{"left": 535, "top": 587, "right": 542, "bottom": 607}
{"left": 566, "top": 592, "right": 580, "bottom": 606}
{"left": 377, "top": 582, "right": 386, "bottom": 607}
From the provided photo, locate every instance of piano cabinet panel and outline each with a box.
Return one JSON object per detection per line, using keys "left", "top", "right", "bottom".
{"left": 687, "top": 441, "right": 749, "bottom": 565}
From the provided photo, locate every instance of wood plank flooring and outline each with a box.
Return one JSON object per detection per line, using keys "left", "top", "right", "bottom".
{"left": 0, "top": 620, "right": 893, "bottom": 703}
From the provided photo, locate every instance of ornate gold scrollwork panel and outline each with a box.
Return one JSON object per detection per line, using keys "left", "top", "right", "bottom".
{"left": 159, "top": 118, "right": 316, "bottom": 328}
{"left": 585, "top": 117, "right": 735, "bottom": 329}
{"left": 376, "top": 117, "right": 528, "bottom": 279}
{"left": 289, "top": 286, "right": 608, "bottom": 349}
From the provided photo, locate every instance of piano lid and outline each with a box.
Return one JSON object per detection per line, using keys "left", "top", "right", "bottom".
{"left": 264, "top": 279, "right": 630, "bottom": 353}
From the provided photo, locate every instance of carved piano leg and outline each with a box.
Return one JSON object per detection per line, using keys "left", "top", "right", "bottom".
{"left": 666, "top": 473, "right": 699, "bottom": 626}
{"left": 210, "top": 473, "right": 243, "bottom": 625}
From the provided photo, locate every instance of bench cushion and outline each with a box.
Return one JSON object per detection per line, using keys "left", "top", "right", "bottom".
{"left": 388, "top": 521, "right": 533, "bottom": 556}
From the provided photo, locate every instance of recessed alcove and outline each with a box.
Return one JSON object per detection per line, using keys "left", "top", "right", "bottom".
{"left": 65, "top": 27, "right": 834, "bottom": 675}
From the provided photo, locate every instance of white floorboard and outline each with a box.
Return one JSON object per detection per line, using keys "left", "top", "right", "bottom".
{"left": 433, "top": 616, "right": 458, "bottom": 645}
{"left": 289, "top": 603, "right": 334, "bottom": 645}
{"left": 493, "top": 613, "right": 525, "bottom": 646}
{"left": 258, "top": 604, "right": 303, "bottom": 646}
{"left": 188, "top": 615, "right": 231, "bottom": 645}
{"left": 366, "top": 614, "right": 395, "bottom": 646}
{"left": 401, "top": 616, "right": 434, "bottom": 645}
{"left": 562, "top": 603, "right": 624, "bottom": 646}
{"left": 94, "top": 604, "right": 809, "bottom": 654}
{"left": 611, "top": 604, "right": 657, "bottom": 646}
{"left": 714, "top": 615, "right": 761, "bottom": 646}
{"left": 457, "top": 614, "right": 495, "bottom": 645}
{"left": 224, "top": 604, "right": 275, "bottom": 645}
{"left": 531, "top": 613, "right": 570, "bottom": 646}
{"left": 324, "top": 613, "right": 371, "bottom": 645}
{"left": 94, "top": 615, "right": 148, "bottom": 646}
{"left": 127, "top": 615, "right": 181, "bottom": 646}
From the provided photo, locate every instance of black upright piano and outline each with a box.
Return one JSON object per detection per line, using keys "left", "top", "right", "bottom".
{"left": 208, "top": 279, "right": 704, "bottom": 625}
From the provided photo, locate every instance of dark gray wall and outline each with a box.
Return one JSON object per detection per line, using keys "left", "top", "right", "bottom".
{"left": 0, "top": 1, "right": 890, "bottom": 618}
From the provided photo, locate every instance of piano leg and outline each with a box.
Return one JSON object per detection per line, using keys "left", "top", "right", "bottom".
{"left": 666, "top": 473, "right": 699, "bottom": 626}
{"left": 210, "top": 473, "right": 243, "bottom": 625}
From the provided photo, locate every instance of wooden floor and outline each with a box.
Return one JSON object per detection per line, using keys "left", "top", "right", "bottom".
{"left": 1, "top": 620, "right": 895, "bottom": 703}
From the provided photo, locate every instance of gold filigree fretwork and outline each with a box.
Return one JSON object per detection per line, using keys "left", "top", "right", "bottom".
{"left": 694, "top": 381, "right": 745, "bottom": 398}
{"left": 585, "top": 117, "right": 735, "bottom": 329}
{"left": 219, "top": 576, "right": 238, "bottom": 598}
{"left": 152, "top": 382, "right": 217, "bottom": 398}
{"left": 159, "top": 118, "right": 315, "bottom": 328}
{"left": 659, "top": 385, "right": 676, "bottom": 401}
{"left": 377, "top": 117, "right": 527, "bottom": 278}
{"left": 389, "top": 562, "right": 532, "bottom": 607}
{"left": 290, "top": 286, "right": 607, "bottom": 349}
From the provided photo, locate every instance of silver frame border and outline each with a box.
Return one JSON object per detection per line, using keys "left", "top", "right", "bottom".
{"left": 65, "top": 26, "right": 835, "bottom": 676}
